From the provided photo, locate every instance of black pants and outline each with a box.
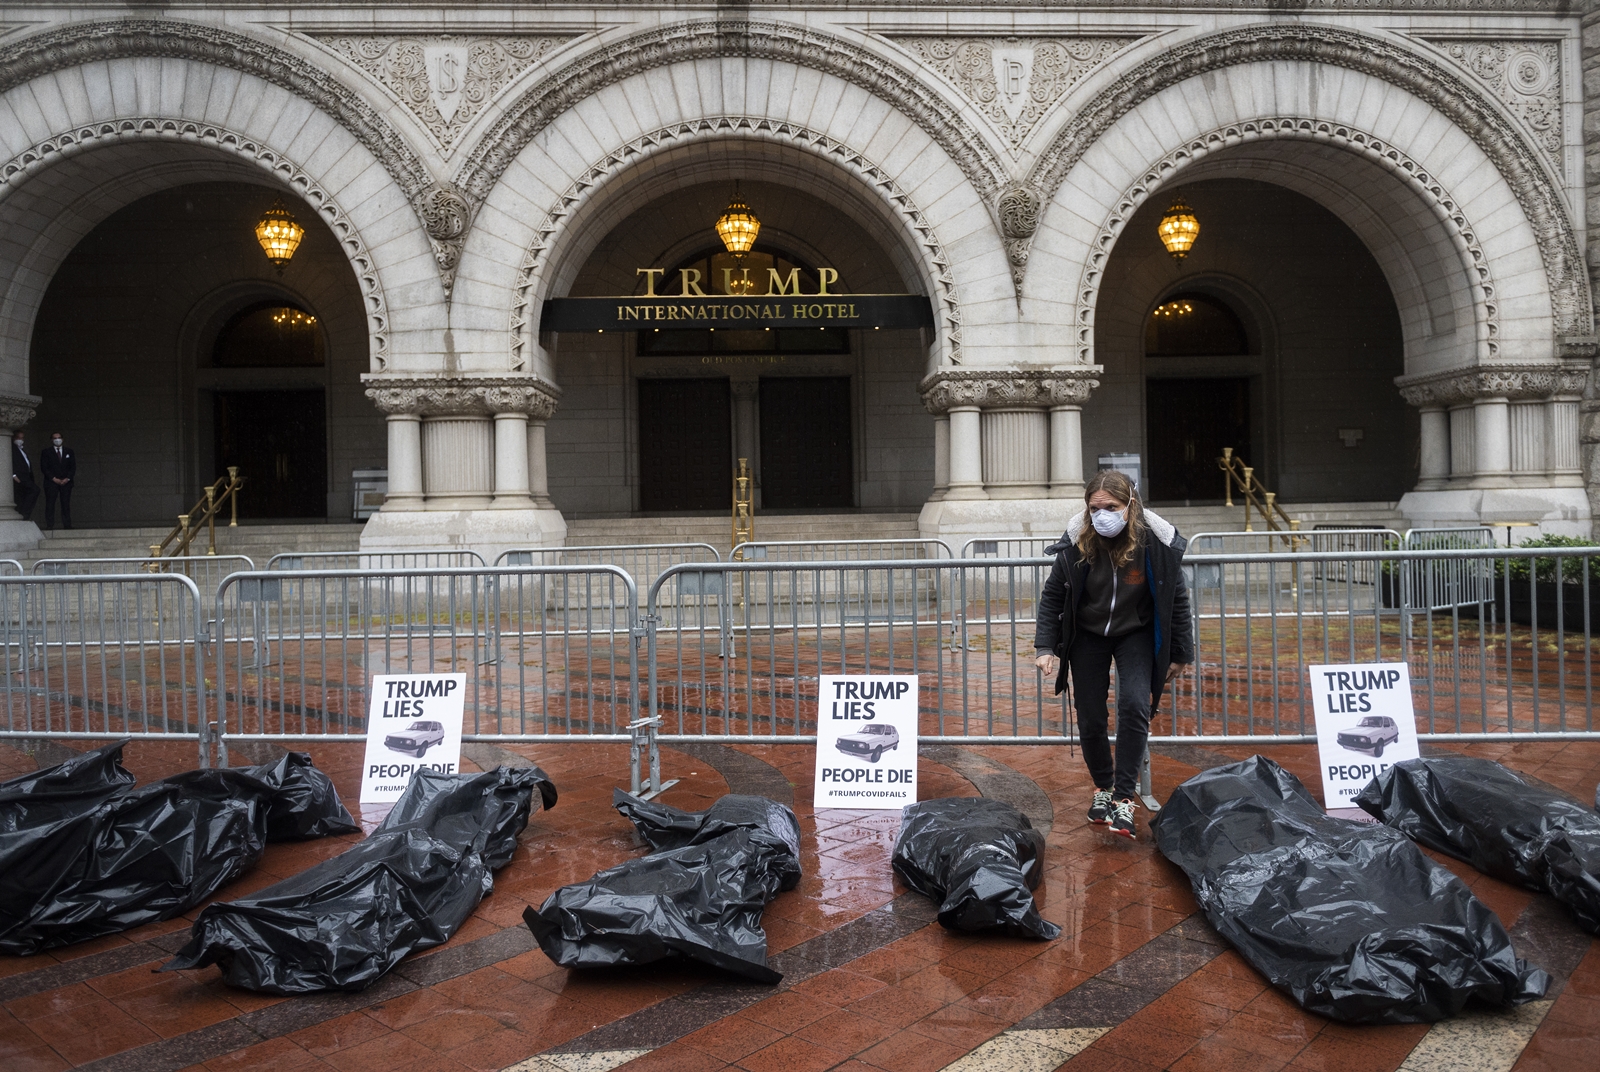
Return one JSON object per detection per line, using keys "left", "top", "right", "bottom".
{"left": 44, "top": 483, "right": 71, "bottom": 529}
{"left": 13, "top": 480, "right": 37, "bottom": 520}
{"left": 1069, "top": 628, "right": 1154, "bottom": 799}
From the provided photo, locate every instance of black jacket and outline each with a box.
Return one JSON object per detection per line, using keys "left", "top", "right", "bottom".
{"left": 41, "top": 444, "right": 75, "bottom": 483}
{"left": 1033, "top": 509, "right": 1195, "bottom": 709}
{"left": 11, "top": 443, "right": 34, "bottom": 488}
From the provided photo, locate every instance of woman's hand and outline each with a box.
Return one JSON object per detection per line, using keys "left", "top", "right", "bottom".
{"left": 1034, "top": 653, "right": 1059, "bottom": 678}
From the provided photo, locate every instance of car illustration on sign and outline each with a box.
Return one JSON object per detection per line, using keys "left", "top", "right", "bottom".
{"left": 1336, "top": 715, "right": 1399, "bottom": 757}
{"left": 385, "top": 720, "right": 445, "bottom": 757}
{"left": 835, "top": 723, "right": 900, "bottom": 763}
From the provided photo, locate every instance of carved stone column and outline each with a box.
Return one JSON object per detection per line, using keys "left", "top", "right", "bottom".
{"left": 0, "top": 393, "right": 40, "bottom": 524}
{"left": 1416, "top": 408, "right": 1450, "bottom": 490}
{"left": 931, "top": 415, "right": 950, "bottom": 501}
{"left": 921, "top": 368, "right": 1100, "bottom": 503}
{"left": 362, "top": 375, "right": 561, "bottom": 511}
{"left": 1397, "top": 365, "right": 1570, "bottom": 490}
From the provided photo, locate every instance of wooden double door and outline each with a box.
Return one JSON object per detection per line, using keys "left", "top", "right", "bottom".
{"left": 637, "top": 376, "right": 853, "bottom": 512}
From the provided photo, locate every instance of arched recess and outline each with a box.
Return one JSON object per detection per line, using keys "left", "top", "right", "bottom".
{"left": 1026, "top": 59, "right": 1569, "bottom": 377}
{"left": 0, "top": 27, "right": 448, "bottom": 391}
{"left": 1069, "top": 120, "right": 1501, "bottom": 377}
{"left": 449, "top": 52, "right": 1016, "bottom": 376}
{"left": 1020, "top": 24, "right": 1589, "bottom": 348}
{"left": 496, "top": 120, "right": 966, "bottom": 375}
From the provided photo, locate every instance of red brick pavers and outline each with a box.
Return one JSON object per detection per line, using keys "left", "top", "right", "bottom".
{"left": 0, "top": 737, "right": 1595, "bottom": 1072}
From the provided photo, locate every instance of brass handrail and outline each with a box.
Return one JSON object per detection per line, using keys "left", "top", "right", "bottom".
{"left": 730, "top": 457, "right": 754, "bottom": 559}
{"left": 155, "top": 467, "right": 244, "bottom": 558}
{"left": 1217, "top": 448, "right": 1302, "bottom": 548}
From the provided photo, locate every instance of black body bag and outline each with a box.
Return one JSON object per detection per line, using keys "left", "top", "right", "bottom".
{"left": 891, "top": 797, "right": 1059, "bottom": 939}
{"left": 163, "top": 765, "right": 556, "bottom": 993}
{"left": 526, "top": 790, "right": 801, "bottom": 983}
{"left": 1356, "top": 756, "right": 1600, "bottom": 934}
{"left": 1153, "top": 756, "right": 1547, "bottom": 1022}
{"left": 0, "top": 741, "right": 357, "bottom": 955}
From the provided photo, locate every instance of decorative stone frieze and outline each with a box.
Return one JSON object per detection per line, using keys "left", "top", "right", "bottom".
{"left": 894, "top": 37, "right": 1140, "bottom": 152}
{"left": 0, "top": 393, "right": 41, "bottom": 430}
{"left": 1394, "top": 364, "right": 1580, "bottom": 407}
{"left": 416, "top": 183, "right": 474, "bottom": 294}
{"left": 317, "top": 35, "right": 569, "bottom": 152}
{"left": 919, "top": 368, "right": 1101, "bottom": 414}
{"left": 1419, "top": 40, "right": 1563, "bottom": 161}
{"left": 1023, "top": 23, "right": 1591, "bottom": 337}
{"left": 362, "top": 376, "right": 560, "bottom": 419}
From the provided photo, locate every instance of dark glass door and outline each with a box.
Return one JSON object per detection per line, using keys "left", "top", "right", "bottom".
{"left": 638, "top": 378, "right": 732, "bottom": 512}
{"left": 214, "top": 389, "right": 327, "bottom": 518}
{"left": 1145, "top": 377, "right": 1252, "bottom": 502}
{"left": 759, "top": 377, "right": 853, "bottom": 509}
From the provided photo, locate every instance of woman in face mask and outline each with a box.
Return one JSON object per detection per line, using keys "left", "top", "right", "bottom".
{"left": 1032, "top": 470, "right": 1193, "bottom": 840}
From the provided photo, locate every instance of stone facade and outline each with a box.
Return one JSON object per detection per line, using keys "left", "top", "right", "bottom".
{"left": 0, "top": 2, "right": 1596, "bottom": 549}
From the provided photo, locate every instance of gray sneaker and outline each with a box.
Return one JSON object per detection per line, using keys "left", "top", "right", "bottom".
{"left": 1088, "top": 788, "right": 1115, "bottom": 825}
{"left": 1110, "top": 798, "right": 1138, "bottom": 839}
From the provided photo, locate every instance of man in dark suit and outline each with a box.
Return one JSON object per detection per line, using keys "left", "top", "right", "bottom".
{"left": 11, "top": 431, "right": 37, "bottom": 521}
{"left": 41, "top": 431, "right": 75, "bottom": 530}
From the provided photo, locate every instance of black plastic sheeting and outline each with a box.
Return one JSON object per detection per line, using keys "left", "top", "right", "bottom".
{"left": 526, "top": 791, "right": 801, "bottom": 983}
{"left": 1356, "top": 756, "right": 1600, "bottom": 934}
{"left": 0, "top": 742, "right": 357, "bottom": 955}
{"left": 164, "top": 766, "right": 555, "bottom": 993}
{"left": 892, "top": 798, "right": 1059, "bottom": 940}
{"left": 1154, "top": 756, "right": 1548, "bottom": 1023}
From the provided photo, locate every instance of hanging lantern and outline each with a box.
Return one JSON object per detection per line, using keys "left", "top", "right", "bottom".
{"left": 1157, "top": 196, "right": 1200, "bottom": 261}
{"left": 255, "top": 198, "right": 305, "bottom": 272}
{"left": 714, "top": 184, "right": 761, "bottom": 254}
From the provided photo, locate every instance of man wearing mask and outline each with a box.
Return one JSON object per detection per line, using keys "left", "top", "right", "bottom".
{"left": 11, "top": 431, "right": 38, "bottom": 521}
{"left": 41, "top": 431, "right": 75, "bottom": 530}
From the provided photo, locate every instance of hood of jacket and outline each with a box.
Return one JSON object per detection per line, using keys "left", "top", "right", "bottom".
{"left": 1049, "top": 508, "right": 1177, "bottom": 555}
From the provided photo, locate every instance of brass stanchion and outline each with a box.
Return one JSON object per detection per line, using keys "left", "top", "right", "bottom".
{"left": 1221, "top": 447, "right": 1234, "bottom": 507}
{"left": 205, "top": 485, "right": 217, "bottom": 555}
{"left": 228, "top": 467, "right": 239, "bottom": 527}
{"left": 1241, "top": 466, "right": 1254, "bottom": 531}
{"left": 731, "top": 457, "right": 754, "bottom": 556}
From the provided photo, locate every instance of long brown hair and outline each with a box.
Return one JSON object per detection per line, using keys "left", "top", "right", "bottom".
{"left": 1076, "top": 470, "right": 1145, "bottom": 568}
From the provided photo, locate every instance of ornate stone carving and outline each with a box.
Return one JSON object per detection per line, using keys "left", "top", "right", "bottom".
{"left": 1024, "top": 24, "right": 1591, "bottom": 338}
{"left": 0, "top": 118, "right": 391, "bottom": 369}
{"left": 0, "top": 393, "right": 41, "bottom": 431}
{"left": 417, "top": 183, "right": 473, "bottom": 294}
{"left": 996, "top": 185, "right": 1043, "bottom": 289}
{"left": 317, "top": 35, "right": 568, "bottom": 151}
{"left": 453, "top": 20, "right": 1010, "bottom": 212}
{"left": 510, "top": 116, "right": 963, "bottom": 370}
{"left": 895, "top": 37, "right": 1139, "bottom": 152}
{"left": 362, "top": 376, "right": 561, "bottom": 418}
{"left": 0, "top": 20, "right": 463, "bottom": 299}
{"left": 1395, "top": 364, "right": 1568, "bottom": 408}
{"left": 1419, "top": 40, "right": 1562, "bottom": 160}
{"left": 918, "top": 368, "right": 1101, "bottom": 414}
{"left": 1073, "top": 117, "right": 1501, "bottom": 365}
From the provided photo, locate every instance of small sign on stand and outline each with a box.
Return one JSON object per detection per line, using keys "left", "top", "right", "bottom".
{"left": 813, "top": 675, "right": 919, "bottom": 810}
{"left": 359, "top": 673, "right": 468, "bottom": 805}
{"left": 1308, "top": 663, "right": 1420, "bottom": 813}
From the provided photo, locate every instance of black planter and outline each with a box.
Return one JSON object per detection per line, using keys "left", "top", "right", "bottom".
{"left": 1497, "top": 579, "right": 1600, "bottom": 628}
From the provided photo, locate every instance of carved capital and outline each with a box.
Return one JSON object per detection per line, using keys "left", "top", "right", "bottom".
{"left": 362, "top": 375, "right": 561, "bottom": 418}
{"left": 0, "top": 392, "right": 41, "bottom": 431}
{"left": 919, "top": 368, "right": 1100, "bottom": 414}
{"left": 1395, "top": 364, "right": 1566, "bottom": 407}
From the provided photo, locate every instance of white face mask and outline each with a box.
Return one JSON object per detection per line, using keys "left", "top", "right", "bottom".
{"left": 1091, "top": 506, "right": 1128, "bottom": 538}
{"left": 51, "top": 439, "right": 61, "bottom": 447}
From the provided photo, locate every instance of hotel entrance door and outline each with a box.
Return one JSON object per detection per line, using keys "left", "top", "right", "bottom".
{"left": 1146, "top": 377, "right": 1252, "bottom": 502}
{"left": 760, "top": 377, "right": 853, "bottom": 509}
{"left": 214, "top": 389, "right": 327, "bottom": 518}
{"left": 638, "top": 378, "right": 732, "bottom": 512}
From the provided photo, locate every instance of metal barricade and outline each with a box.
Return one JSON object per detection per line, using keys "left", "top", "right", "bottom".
{"left": 213, "top": 565, "right": 646, "bottom": 780}
{"left": 266, "top": 550, "right": 487, "bottom": 570}
{"left": 33, "top": 555, "right": 254, "bottom": 617}
{"left": 732, "top": 538, "right": 953, "bottom": 561}
{"left": 1400, "top": 527, "right": 1495, "bottom": 612}
{"left": 0, "top": 559, "right": 21, "bottom": 576}
{"left": 962, "top": 537, "right": 1052, "bottom": 558}
{"left": 647, "top": 558, "right": 1060, "bottom": 746}
{"left": 0, "top": 574, "right": 209, "bottom": 765}
{"left": 497, "top": 543, "right": 720, "bottom": 598}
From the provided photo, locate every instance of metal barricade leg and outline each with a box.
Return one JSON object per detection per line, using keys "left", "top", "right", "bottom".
{"left": 1139, "top": 747, "right": 1160, "bottom": 813}
{"left": 627, "top": 714, "right": 679, "bottom": 800}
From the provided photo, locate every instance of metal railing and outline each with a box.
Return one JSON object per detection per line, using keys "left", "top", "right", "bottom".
{"left": 963, "top": 537, "right": 1053, "bottom": 558}
{"left": 497, "top": 543, "right": 720, "bottom": 598}
{"left": 0, "top": 559, "right": 21, "bottom": 576}
{"left": 33, "top": 555, "right": 255, "bottom": 616}
{"left": 732, "top": 538, "right": 953, "bottom": 561}
{"left": 266, "top": 549, "right": 487, "bottom": 570}
{"left": 1399, "top": 528, "right": 1495, "bottom": 613}
{"left": 0, "top": 574, "right": 209, "bottom": 765}
{"left": 212, "top": 564, "right": 648, "bottom": 782}
{"left": 6, "top": 544, "right": 1597, "bottom": 795}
